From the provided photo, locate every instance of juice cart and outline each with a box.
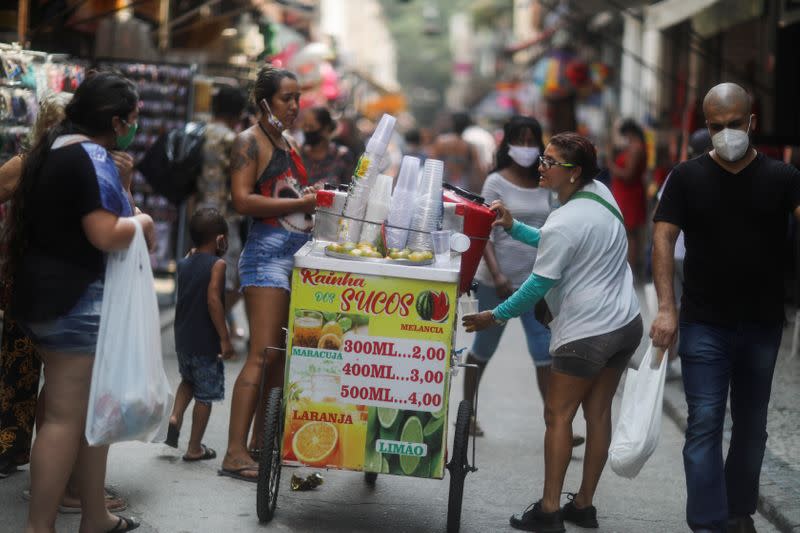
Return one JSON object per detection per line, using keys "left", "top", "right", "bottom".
{"left": 256, "top": 239, "right": 475, "bottom": 532}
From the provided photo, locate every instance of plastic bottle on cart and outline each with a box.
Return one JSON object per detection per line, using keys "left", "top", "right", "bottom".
{"left": 337, "top": 114, "right": 396, "bottom": 244}
{"left": 406, "top": 158, "right": 444, "bottom": 252}
{"left": 385, "top": 156, "right": 420, "bottom": 251}
{"left": 359, "top": 173, "right": 393, "bottom": 246}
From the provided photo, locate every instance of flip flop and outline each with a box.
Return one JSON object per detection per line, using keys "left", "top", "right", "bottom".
{"left": 164, "top": 423, "right": 180, "bottom": 448}
{"left": 58, "top": 496, "right": 128, "bottom": 514}
{"left": 218, "top": 465, "right": 259, "bottom": 483}
{"left": 106, "top": 515, "right": 139, "bottom": 532}
{"left": 182, "top": 445, "right": 217, "bottom": 462}
{"left": 248, "top": 448, "right": 262, "bottom": 461}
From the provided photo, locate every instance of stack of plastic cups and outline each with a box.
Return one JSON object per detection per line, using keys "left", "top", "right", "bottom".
{"left": 385, "top": 156, "right": 420, "bottom": 251}
{"left": 359, "top": 173, "right": 394, "bottom": 246}
{"left": 406, "top": 158, "right": 444, "bottom": 252}
{"left": 338, "top": 113, "right": 396, "bottom": 244}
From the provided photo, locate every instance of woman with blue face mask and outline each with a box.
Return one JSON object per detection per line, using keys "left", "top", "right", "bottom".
{"left": 466, "top": 115, "right": 582, "bottom": 442}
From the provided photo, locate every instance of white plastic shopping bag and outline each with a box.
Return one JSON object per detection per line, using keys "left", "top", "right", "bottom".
{"left": 608, "top": 343, "right": 667, "bottom": 478}
{"left": 85, "top": 219, "right": 173, "bottom": 446}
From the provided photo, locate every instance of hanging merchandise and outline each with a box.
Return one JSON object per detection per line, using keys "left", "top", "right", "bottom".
{"left": 0, "top": 46, "right": 86, "bottom": 227}
{"left": 531, "top": 51, "right": 573, "bottom": 98}
{"left": 98, "top": 60, "right": 196, "bottom": 274}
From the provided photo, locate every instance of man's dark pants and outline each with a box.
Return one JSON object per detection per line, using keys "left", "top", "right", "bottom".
{"left": 679, "top": 320, "right": 782, "bottom": 532}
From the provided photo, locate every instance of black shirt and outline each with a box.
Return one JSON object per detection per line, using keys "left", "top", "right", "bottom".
{"left": 174, "top": 252, "right": 224, "bottom": 357}
{"left": 12, "top": 142, "right": 133, "bottom": 322}
{"left": 654, "top": 153, "right": 800, "bottom": 326}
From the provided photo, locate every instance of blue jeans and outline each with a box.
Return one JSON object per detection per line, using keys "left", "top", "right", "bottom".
{"left": 679, "top": 320, "right": 782, "bottom": 532}
{"left": 470, "top": 282, "right": 551, "bottom": 367}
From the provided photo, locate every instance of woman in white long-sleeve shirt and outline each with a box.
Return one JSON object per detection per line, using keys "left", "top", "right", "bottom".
{"left": 464, "top": 132, "right": 642, "bottom": 533}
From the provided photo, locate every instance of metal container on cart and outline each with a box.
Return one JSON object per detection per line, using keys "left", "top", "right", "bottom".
{"left": 256, "top": 240, "right": 476, "bottom": 532}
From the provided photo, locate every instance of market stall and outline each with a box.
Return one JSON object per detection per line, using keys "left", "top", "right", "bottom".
{"left": 255, "top": 114, "right": 495, "bottom": 533}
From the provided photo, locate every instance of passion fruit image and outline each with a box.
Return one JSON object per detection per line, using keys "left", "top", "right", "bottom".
{"left": 318, "top": 333, "right": 343, "bottom": 350}
{"left": 321, "top": 321, "right": 344, "bottom": 338}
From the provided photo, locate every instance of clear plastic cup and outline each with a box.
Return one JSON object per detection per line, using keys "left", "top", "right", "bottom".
{"left": 459, "top": 295, "right": 479, "bottom": 316}
{"left": 431, "top": 230, "right": 451, "bottom": 265}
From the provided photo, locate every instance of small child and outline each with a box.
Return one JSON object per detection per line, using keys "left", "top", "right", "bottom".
{"left": 165, "top": 208, "right": 235, "bottom": 461}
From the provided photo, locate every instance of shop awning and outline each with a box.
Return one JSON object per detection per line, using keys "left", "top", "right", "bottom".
{"left": 690, "top": 0, "right": 765, "bottom": 38}
{"left": 644, "top": 0, "right": 719, "bottom": 30}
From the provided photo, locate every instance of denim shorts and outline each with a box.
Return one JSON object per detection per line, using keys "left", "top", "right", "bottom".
{"left": 22, "top": 280, "right": 104, "bottom": 354}
{"left": 552, "top": 315, "right": 643, "bottom": 378}
{"left": 177, "top": 352, "right": 225, "bottom": 403}
{"left": 470, "top": 282, "right": 552, "bottom": 367}
{"left": 238, "top": 223, "right": 310, "bottom": 292}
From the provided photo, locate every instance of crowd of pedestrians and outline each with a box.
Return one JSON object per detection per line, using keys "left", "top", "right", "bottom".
{"left": 0, "top": 63, "right": 796, "bottom": 533}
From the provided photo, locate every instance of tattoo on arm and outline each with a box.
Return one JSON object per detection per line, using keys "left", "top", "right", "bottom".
{"left": 230, "top": 134, "right": 259, "bottom": 172}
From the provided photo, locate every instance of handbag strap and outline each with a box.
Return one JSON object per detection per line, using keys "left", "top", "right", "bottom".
{"left": 572, "top": 191, "right": 624, "bottom": 225}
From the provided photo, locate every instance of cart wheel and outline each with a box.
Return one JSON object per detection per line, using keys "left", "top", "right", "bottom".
{"left": 446, "top": 400, "right": 471, "bottom": 533}
{"left": 364, "top": 472, "right": 378, "bottom": 484}
{"left": 257, "top": 387, "right": 283, "bottom": 523}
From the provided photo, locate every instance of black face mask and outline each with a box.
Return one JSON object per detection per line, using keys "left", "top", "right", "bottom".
{"left": 304, "top": 129, "right": 324, "bottom": 146}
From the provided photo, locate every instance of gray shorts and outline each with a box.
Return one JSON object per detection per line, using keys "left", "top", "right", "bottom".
{"left": 552, "top": 315, "right": 643, "bottom": 378}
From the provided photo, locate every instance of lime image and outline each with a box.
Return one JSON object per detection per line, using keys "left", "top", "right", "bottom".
{"left": 430, "top": 407, "right": 446, "bottom": 420}
{"left": 377, "top": 407, "right": 401, "bottom": 438}
{"left": 378, "top": 407, "right": 399, "bottom": 428}
{"left": 399, "top": 416, "right": 424, "bottom": 475}
{"left": 431, "top": 450, "right": 444, "bottom": 478}
{"left": 414, "top": 454, "right": 431, "bottom": 478}
{"left": 366, "top": 407, "right": 379, "bottom": 444}
{"left": 381, "top": 457, "right": 390, "bottom": 474}
{"left": 423, "top": 415, "right": 444, "bottom": 451}
{"left": 364, "top": 446, "right": 382, "bottom": 473}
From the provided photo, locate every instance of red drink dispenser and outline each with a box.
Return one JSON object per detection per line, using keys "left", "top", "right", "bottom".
{"left": 442, "top": 184, "right": 496, "bottom": 295}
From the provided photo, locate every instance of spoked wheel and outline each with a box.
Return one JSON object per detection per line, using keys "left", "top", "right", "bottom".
{"left": 446, "top": 400, "right": 471, "bottom": 533}
{"left": 364, "top": 472, "right": 378, "bottom": 484}
{"left": 257, "top": 387, "right": 283, "bottom": 523}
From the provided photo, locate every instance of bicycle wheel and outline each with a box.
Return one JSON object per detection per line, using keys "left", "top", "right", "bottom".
{"left": 446, "top": 400, "right": 471, "bottom": 533}
{"left": 257, "top": 387, "right": 283, "bottom": 523}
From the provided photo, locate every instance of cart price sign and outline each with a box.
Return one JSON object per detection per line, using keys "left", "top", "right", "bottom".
{"left": 283, "top": 267, "right": 457, "bottom": 479}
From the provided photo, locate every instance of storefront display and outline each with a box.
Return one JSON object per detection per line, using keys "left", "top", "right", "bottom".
{"left": 97, "top": 60, "right": 196, "bottom": 273}
{"left": 0, "top": 44, "right": 86, "bottom": 231}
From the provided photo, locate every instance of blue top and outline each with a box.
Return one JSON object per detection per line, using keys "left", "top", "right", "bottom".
{"left": 174, "top": 252, "right": 224, "bottom": 357}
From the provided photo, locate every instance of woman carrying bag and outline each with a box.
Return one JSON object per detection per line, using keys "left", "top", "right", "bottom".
{"left": 3, "top": 72, "right": 153, "bottom": 533}
{"left": 464, "top": 132, "right": 642, "bottom": 533}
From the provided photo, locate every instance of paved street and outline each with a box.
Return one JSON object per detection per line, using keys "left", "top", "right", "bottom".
{"left": 0, "top": 303, "right": 779, "bottom": 532}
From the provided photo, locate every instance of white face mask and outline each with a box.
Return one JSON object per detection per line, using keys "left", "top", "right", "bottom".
{"left": 711, "top": 117, "right": 751, "bottom": 162}
{"left": 508, "top": 145, "right": 540, "bottom": 168}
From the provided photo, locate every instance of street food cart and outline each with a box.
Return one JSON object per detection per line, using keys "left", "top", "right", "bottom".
{"left": 255, "top": 239, "right": 475, "bottom": 532}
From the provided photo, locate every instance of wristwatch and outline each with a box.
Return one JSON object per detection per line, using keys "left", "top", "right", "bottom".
{"left": 491, "top": 310, "right": 506, "bottom": 326}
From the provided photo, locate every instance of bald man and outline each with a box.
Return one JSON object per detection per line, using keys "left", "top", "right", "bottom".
{"left": 651, "top": 82, "right": 800, "bottom": 533}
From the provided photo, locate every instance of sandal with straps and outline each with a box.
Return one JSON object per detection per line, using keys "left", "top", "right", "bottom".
{"left": 106, "top": 515, "right": 140, "bottom": 532}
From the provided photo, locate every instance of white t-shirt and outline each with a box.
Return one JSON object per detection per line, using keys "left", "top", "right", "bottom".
{"left": 474, "top": 172, "right": 553, "bottom": 287}
{"left": 532, "top": 180, "right": 640, "bottom": 351}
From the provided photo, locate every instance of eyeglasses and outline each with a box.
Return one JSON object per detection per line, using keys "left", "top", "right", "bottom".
{"left": 539, "top": 155, "right": 577, "bottom": 170}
